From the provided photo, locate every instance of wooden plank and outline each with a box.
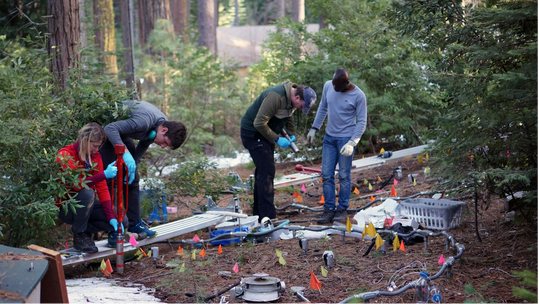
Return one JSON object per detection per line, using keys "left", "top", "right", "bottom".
{"left": 27, "top": 245, "right": 69, "bottom": 303}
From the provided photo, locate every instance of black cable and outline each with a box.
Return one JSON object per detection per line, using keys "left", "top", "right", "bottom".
{"left": 378, "top": 169, "right": 397, "bottom": 190}
{"left": 363, "top": 239, "right": 376, "bottom": 256}
{"left": 204, "top": 280, "right": 242, "bottom": 301}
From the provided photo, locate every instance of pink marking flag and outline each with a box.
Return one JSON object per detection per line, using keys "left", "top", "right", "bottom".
{"left": 65, "top": 242, "right": 69, "bottom": 250}
{"left": 233, "top": 262, "right": 239, "bottom": 273}
{"left": 193, "top": 234, "right": 200, "bottom": 243}
{"left": 129, "top": 234, "right": 138, "bottom": 246}
{"left": 301, "top": 184, "right": 306, "bottom": 192}
{"left": 438, "top": 254, "right": 445, "bottom": 264}
{"left": 393, "top": 179, "right": 398, "bottom": 186}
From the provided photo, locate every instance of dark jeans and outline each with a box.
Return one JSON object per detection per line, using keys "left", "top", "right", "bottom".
{"left": 99, "top": 138, "right": 140, "bottom": 228}
{"left": 58, "top": 189, "right": 126, "bottom": 234}
{"left": 240, "top": 128, "right": 276, "bottom": 221}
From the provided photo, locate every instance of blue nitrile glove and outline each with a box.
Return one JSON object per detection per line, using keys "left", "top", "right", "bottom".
{"left": 122, "top": 151, "right": 136, "bottom": 184}
{"left": 289, "top": 135, "right": 296, "bottom": 143}
{"left": 104, "top": 161, "right": 117, "bottom": 179}
{"left": 109, "top": 219, "right": 124, "bottom": 233}
{"left": 275, "top": 137, "right": 291, "bottom": 149}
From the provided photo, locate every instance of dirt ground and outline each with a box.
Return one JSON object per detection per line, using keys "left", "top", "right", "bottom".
{"left": 62, "top": 154, "right": 538, "bottom": 303}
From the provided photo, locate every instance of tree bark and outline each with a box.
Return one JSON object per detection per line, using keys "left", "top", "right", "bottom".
{"left": 234, "top": 0, "right": 239, "bottom": 26}
{"left": 276, "top": 0, "right": 285, "bottom": 19}
{"left": 170, "top": 0, "right": 190, "bottom": 41}
{"left": 79, "top": 0, "right": 87, "bottom": 48}
{"left": 120, "top": 0, "right": 136, "bottom": 90}
{"left": 292, "top": 0, "right": 304, "bottom": 23}
{"left": 137, "top": 0, "right": 172, "bottom": 49}
{"left": 47, "top": 0, "right": 81, "bottom": 89}
{"left": 319, "top": 15, "right": 328, "bottom": 29}
{"left": 197, "top": 0, "right": 216, "bottom": 55}
{"left": 93, "top": 0, "right": 118, "bottom": 75}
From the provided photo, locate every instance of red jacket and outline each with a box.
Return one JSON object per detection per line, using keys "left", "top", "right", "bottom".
{"left": 56, "top": 141, "right": 115, "bottom": 221}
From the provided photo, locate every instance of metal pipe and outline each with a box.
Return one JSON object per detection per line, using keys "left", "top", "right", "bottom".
{"left": 111, "top": 144, "right": 129, "bottom": 275}
{"left": 282, "top": 128, "right": 299, "bottom": 153}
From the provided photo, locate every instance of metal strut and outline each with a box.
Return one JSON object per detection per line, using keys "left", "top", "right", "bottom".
{"left": 111, "top": 144, "right": 129, "bottom": 275}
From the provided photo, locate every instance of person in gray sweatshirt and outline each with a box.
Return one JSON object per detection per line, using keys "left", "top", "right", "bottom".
{"left": 307, "top": 68, "right": 367, "bottom": 224}
{"left": 100, "top": 100, "right": 187, "bottom": 247}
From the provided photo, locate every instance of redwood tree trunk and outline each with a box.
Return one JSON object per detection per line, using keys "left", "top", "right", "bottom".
{"left": 197, "top": 0, "right": 216, "bottom": 55}
{"left": 48, "top": 0, "right": 81, "bottom": 88}
{"left": 292, "top": 0, "right": 304, "bottom": 23}
{"left": 138, "top": 0, "right": 172, "bottom": 50}
{"left": 93, "top": 0, "right": 118, "bottom": 75}
{"left": 170, "top": 0, "right": 190, "bottom": 41}
{"left": 120, "top": 0, "right": 135, "bottom": 90}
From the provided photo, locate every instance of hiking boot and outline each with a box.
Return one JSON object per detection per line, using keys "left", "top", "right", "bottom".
{"left": 128, "top": 219, "right": 157, "bottom": 238}
{"left": 333, "top": 208, "right": 348, "bottom": 223}
{"left": 317, "top": 207, "right": 336, "bottom": 224}
{"left": 73, "top": 232, "right": 98, "bottom": 253}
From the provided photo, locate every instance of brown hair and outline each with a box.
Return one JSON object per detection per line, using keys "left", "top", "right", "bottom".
{"left": 163, "top": 121, "right": 187, "bottom": 150}
{"left": 77, "top": 122, "right": 106, "bottom": 165}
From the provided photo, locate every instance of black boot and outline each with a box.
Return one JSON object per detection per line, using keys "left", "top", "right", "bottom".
{"left": 73, "top": 232, "right": 98, "bottom": 253}
{"left": 317, "top": 207, "right": 336, "bottom": 224}
{"left": 333, "top": 207, "right": 348, "bottom": 223}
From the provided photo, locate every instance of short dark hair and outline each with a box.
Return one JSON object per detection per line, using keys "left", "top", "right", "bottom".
{"left": 294, "top": 85, "right": 307, "bottom": 101}
{"left": 163, "top": 121, "right": 187, "bottom": 150}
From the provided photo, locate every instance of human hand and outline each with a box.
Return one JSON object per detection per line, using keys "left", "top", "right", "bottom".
{"left": 275, "top": 137, "right": 291, "bottom": 149}
{"left": 289, "top": 135, "right": 296, "bottom": 143}
{"left": 306, "top": 129, "right": 316, "bottom": 144}
{"left": 104, "top": 161, "right": 117, "bottom": 179}
{"left": 340, "top": 140, "right": 357, "bottom": 157}
{"left": 109, "top": 219, "right": 124, "bottom": 233}
{"left": 122, "top": 151, "right": 136, "bottom": 184}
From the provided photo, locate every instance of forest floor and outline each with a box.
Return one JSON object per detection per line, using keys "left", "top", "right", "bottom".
{"left": 62, "top": 153, "right": 538, "bottom": 303}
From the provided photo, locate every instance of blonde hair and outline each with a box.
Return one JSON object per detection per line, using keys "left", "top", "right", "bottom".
{"left": 77, "top": 123, "right": 106, "bottom": 165}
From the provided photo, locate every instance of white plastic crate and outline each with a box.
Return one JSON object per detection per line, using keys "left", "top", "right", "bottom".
{"left": 397, "top": 198, "right": 466, "bottom": 230}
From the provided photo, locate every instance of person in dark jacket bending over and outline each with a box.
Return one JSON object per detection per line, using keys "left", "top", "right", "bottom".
{"left": 100, "top": 100, "right": 187, "bottom": 247}
{"left": 240, "top": 81, "right": 317, "bottom": 222}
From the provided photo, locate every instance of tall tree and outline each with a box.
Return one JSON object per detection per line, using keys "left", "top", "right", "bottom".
{"left": 138, "top": 0, "right": 172, "bottom": 48}
{"left": 120, "top": 0, "right": 136, "bottom": 89}
{"left": 79, "top": 0, "right": 87, "bottom": 48}
{"left": 47, "top": 0, "right": 81, "bottom": 88}
{"left": 292, "top": 0, "right": 304, "bottom": 22}
{"left": 170, "top": 0, "right": 190, "bottom": 41}
{"left": 197, "top": 0, "right": 216, "bottom": 55}
{"left": 389, "top": 0, "right": 538, "bottom": 218}
{"left": 276, "top": 0, "right": 285, "bottom": 19}
{"left": 93, "top": 0, "right": 118, "bottom": 75}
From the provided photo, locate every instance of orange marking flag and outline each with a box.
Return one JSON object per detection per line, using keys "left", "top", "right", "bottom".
{"left": 199, "top": 248, "right": 206, "bottom": 257}
{"left": 319, "top": 195, "right": 325, "bottom": 204}
{"left": 400, "top": 240, "right": 406, "bottom": 252}
{"left": 390, "top": 185, "right": 397, "bottom": 197}
{"left": 218, "top": 245, "right": 222, "bottom": 255}
{"left": 310, "top": 271, "right": 322, "bottom": 291}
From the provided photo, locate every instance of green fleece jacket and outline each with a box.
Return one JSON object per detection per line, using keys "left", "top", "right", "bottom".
{"left": 240, "top": 81, "right": 297, "bottom": 142}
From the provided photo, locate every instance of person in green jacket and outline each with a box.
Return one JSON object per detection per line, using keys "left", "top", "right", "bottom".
{"left": 240, "top": 81, "right": 317, "bottom": 222}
